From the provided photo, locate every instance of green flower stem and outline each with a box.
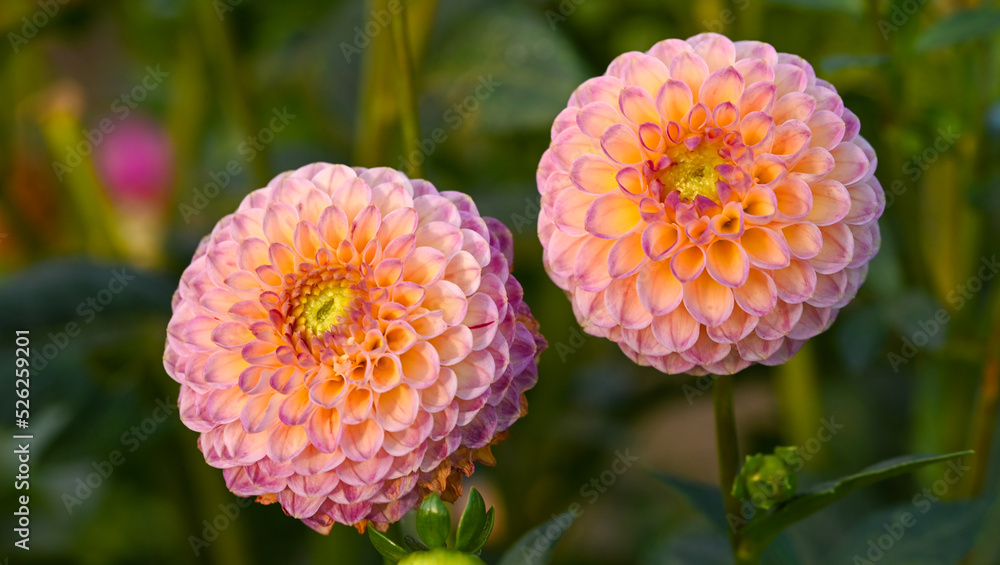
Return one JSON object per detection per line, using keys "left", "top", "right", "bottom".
{"left": 356, "top": 0, "right": 436, "bottom": 173}
{"left": 775, "top": 343, "right": 825, "bottom": 465}
{"left": 966, "top": 296, "right": 1000, "bottom": 497}
{"left": 39, "top": 105, "right": 124, "bottom": 259}
{"left": 390, "top": 3, "right": 422, "bottom": 179}
{"left": 713, "top": 374, "right": 756, "bottom": 565}
{"left": 193, "top": 0, "right": 269, "bottom": 187}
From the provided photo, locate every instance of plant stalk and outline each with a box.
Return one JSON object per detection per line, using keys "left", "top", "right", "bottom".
{"left": 390, "top": 1, "right": 422, "bottom": 179}
{"left": 713, "top": 373, "right": 756, "bottom": 564}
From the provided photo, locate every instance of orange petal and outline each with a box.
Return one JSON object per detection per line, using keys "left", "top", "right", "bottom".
{"left": 604, "top": 274, "right": 654, "bottom": 330}
{"left": 706, "top": 239, "right": 749, "bottom": 287}
{"left": 651, "top": 304, "right": 699, "bottom": 352}
{"left": 772, "top": 178, "right": 813, "bottom": 219}
{"left": 671, "top": 245, "right": 706, "bottom": 282}
{"left": 698, "top": 66, "right": 744, "bottom": 109}
{"left": 375, "top": 384, "right": 419, "bottom": 432}
{"left": 656, "top": 80, "right": 694, "bottom": 124}
{"left": 733, "top": 268, "right": 777, "bottom": 316}
{"left": 570, "top": 155, "right": 620, "bottom": 194}
{"left": 741, "top": 227, "right": 790, "bottom": 269}
{"left": 782, "top": 223, "right": 823, "bottom": 259}
{"left": 670, "top": 52, "right": 710, "bottom": 102}
{"left": 601, "top": 124, "right": 644, "bottom": 164}
{"left": 772, "top": 259, "right": 817, "bottom": 304}
{"left": 340, "top": 419, "right": 383, "bottom": 462}
{"left": 637, "top": 260, "right": 683, "bottom": 316}
{"left": 683, "top": 271, "right": 735, "bottom": 327}
{"left": 608, "top": 231, "right": 646, "bottom": 278}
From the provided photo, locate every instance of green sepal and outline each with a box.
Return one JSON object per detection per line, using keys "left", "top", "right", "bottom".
{"left": 416, "top": 494, "right": 451, "bottom": 549}
{"left": 368, "top": 528, "right": 410, "bottom": 563}
{"left": 465, "top": 507, "right": 496, "bottom": 555}
{"left": 456, "top": 488, "right": 487, "bottom": 552}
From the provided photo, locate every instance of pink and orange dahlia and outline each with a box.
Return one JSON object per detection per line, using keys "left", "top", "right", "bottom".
{"left": 537, "top": 33, "right": 883, "bottom": 375}
{"left": 164, "top": 164, "right": 544, "bottom": 532}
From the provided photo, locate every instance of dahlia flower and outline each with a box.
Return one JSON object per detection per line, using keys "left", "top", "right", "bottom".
{"left": 537, "top": 33, "right": 883, "bottom": 375}
{"left": 164, "top": 164, "right": 545, "bottom": 532}
{"left": 96, "top": 115, "right": 173, "bottom": 203}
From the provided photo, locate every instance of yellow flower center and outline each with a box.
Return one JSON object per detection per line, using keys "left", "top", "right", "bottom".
{"left": 296, "top": 281, "right": 356, "bottom": 337}
{"left": 661, "top": 143, "right": 726, "bottom": 203}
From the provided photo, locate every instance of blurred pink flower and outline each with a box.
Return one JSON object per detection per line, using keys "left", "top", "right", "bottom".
{"left": 96, "top": 115, "right": 173, "bottom": 203}
{"left": 537, "top": 33, "right": 883, "bottom": 375}
{"left": 164, "top": 164, "right": 545, "bottom": 532}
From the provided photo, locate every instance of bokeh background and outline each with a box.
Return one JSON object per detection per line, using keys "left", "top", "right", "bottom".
{"left": 2, "top": 0, "right": 1000, "bottom": 563}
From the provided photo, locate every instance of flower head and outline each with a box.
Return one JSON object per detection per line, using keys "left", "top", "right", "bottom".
{"left": 96, "top": 114, "right": 173, "bottom": 204}
{"left": 164, "top": 164, "right": 545, "bottom": 532}
{"left": 537, "top": 33, "right": 883, "bottom": 375}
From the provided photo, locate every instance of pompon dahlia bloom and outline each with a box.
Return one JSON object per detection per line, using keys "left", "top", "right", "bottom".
{"left": 537, "top": 33, "right": 883, "bottom": 375}
{"left": 164, "top": 164, "right": 545, "bottom": 532}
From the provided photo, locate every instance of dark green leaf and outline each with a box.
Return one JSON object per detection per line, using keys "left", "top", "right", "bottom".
{"left": 916, "top": 8, "right": 1000, "bottom": 52}
{"left": 970, "top": 475, "right": 1000, "bottom": 565}
{"left": 742, "top": 451, "right": 975, "bottom": 555}
{"left": 497, "top": 511, "right": 576, "bottom": 565}
{"left": 423, "top": 4, "right": 589, "bottom": 134}
{"left": 416, "top": 494, "right": 451, "bottom": 549}
{"left": 0, "top": 258, "right": 174, "bottom": 332}
{"left": 465, "top": 507, "right": 495, "bottom": 555}
{"left": 820, "top": 54, "right": 890, "bottom": 74}
{"left": 826, "top": 499, "right": 988, "bottom": 564}
{"left": 368, "top": 528, "right": 410, "bottom": 563}
{"left": 651, "top": 530, "right": 733, "bottom": 565}
{"left": 456, "top": 488, "right": 487, "bottom": 552}
{"left": 649, "top": 470, "right": 728, "bottom": 532}
{"left": 763, "top": 0, "right": 863, "bottom": 15}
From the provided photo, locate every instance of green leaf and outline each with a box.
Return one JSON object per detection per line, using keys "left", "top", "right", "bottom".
{"left": 368, "top": 528, "right": 410, "bottom": 564}
{"left": 496, "top": 511, "right": 577, "bottom": 565}
{"left": 741, "top": 451, "right": 975, "bottom": 557}
{"left": 456, "top": 488, "right": 488, "bottom": 552}
{"left": 465, "top": 507, "right": 495, "bottom": 555}
{"left": 422, "top": 3, "right": 589, "bottom": 134}
{"left": 826, "top": 498, "right": 988, "bottom": 564}
{"left": 652, "top": 531, "right": 733, "bottom": 565}
{"left": 915, "top": 8, "right": 1000, "bottom": 52}
{"left": 0, "top": 258, "right": 174, "bottom": 332}
{"left": 820, "top": 53, "right": 889, "bottom": 74}
{"left": 970, "top": 468, "right": 1000, "bottom": 565}
{"left": 416, "top": 494, "right": 451, "bottom": 549}
{"left": 649, "top": 470, "right": 728, "bottom": 533}
{"left": 763, "top": 0, "right": 863, "bottom": 15}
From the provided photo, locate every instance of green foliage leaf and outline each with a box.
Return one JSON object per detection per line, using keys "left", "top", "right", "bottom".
{"left": 422, "top": 3, "right": 589, "bottom": 134}
{"left": 741, "top": 451, "right": 975, "bottom": 555}
{"left": 763, "top": 0, "right": 863, "bottom": 15}
{"left": 0, "top": 258, "right": 173, "bottom": 331}
{"left": 456, "top": 488, "right": 488, "bottom": 552}
{"left": 825, "top": 498, "right": 988, "bottom": 564}
{"left": 649, "top": 471, "right": 728, "bottom": 532}
{"left": 417, "top": 494, "right": 451, "bottom": 549}
{"left": 820, "top": 54, "right": 890, "bottom": 74}
{"left": 368, "top": 528, "right": 410, "bottom": 563}
{"left": 916, "top": 8, "right": 1000, "bottom": 52}
{"left": 651, "top": 531, "right": 734, "bottom": 565}
{"left": 497, "top": 511, "right": 576, "bottom": 565}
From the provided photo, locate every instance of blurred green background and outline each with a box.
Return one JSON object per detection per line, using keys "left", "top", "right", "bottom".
{"left": 1, "top": 0, "right": 1000, "bottom": 563}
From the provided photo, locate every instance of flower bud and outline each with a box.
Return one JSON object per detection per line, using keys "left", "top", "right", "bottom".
{"left": 732, "top": 446, "right": 800, "bottom": 510}
{"left": 399, "top": 550, "right": 487, "bottom": 565}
